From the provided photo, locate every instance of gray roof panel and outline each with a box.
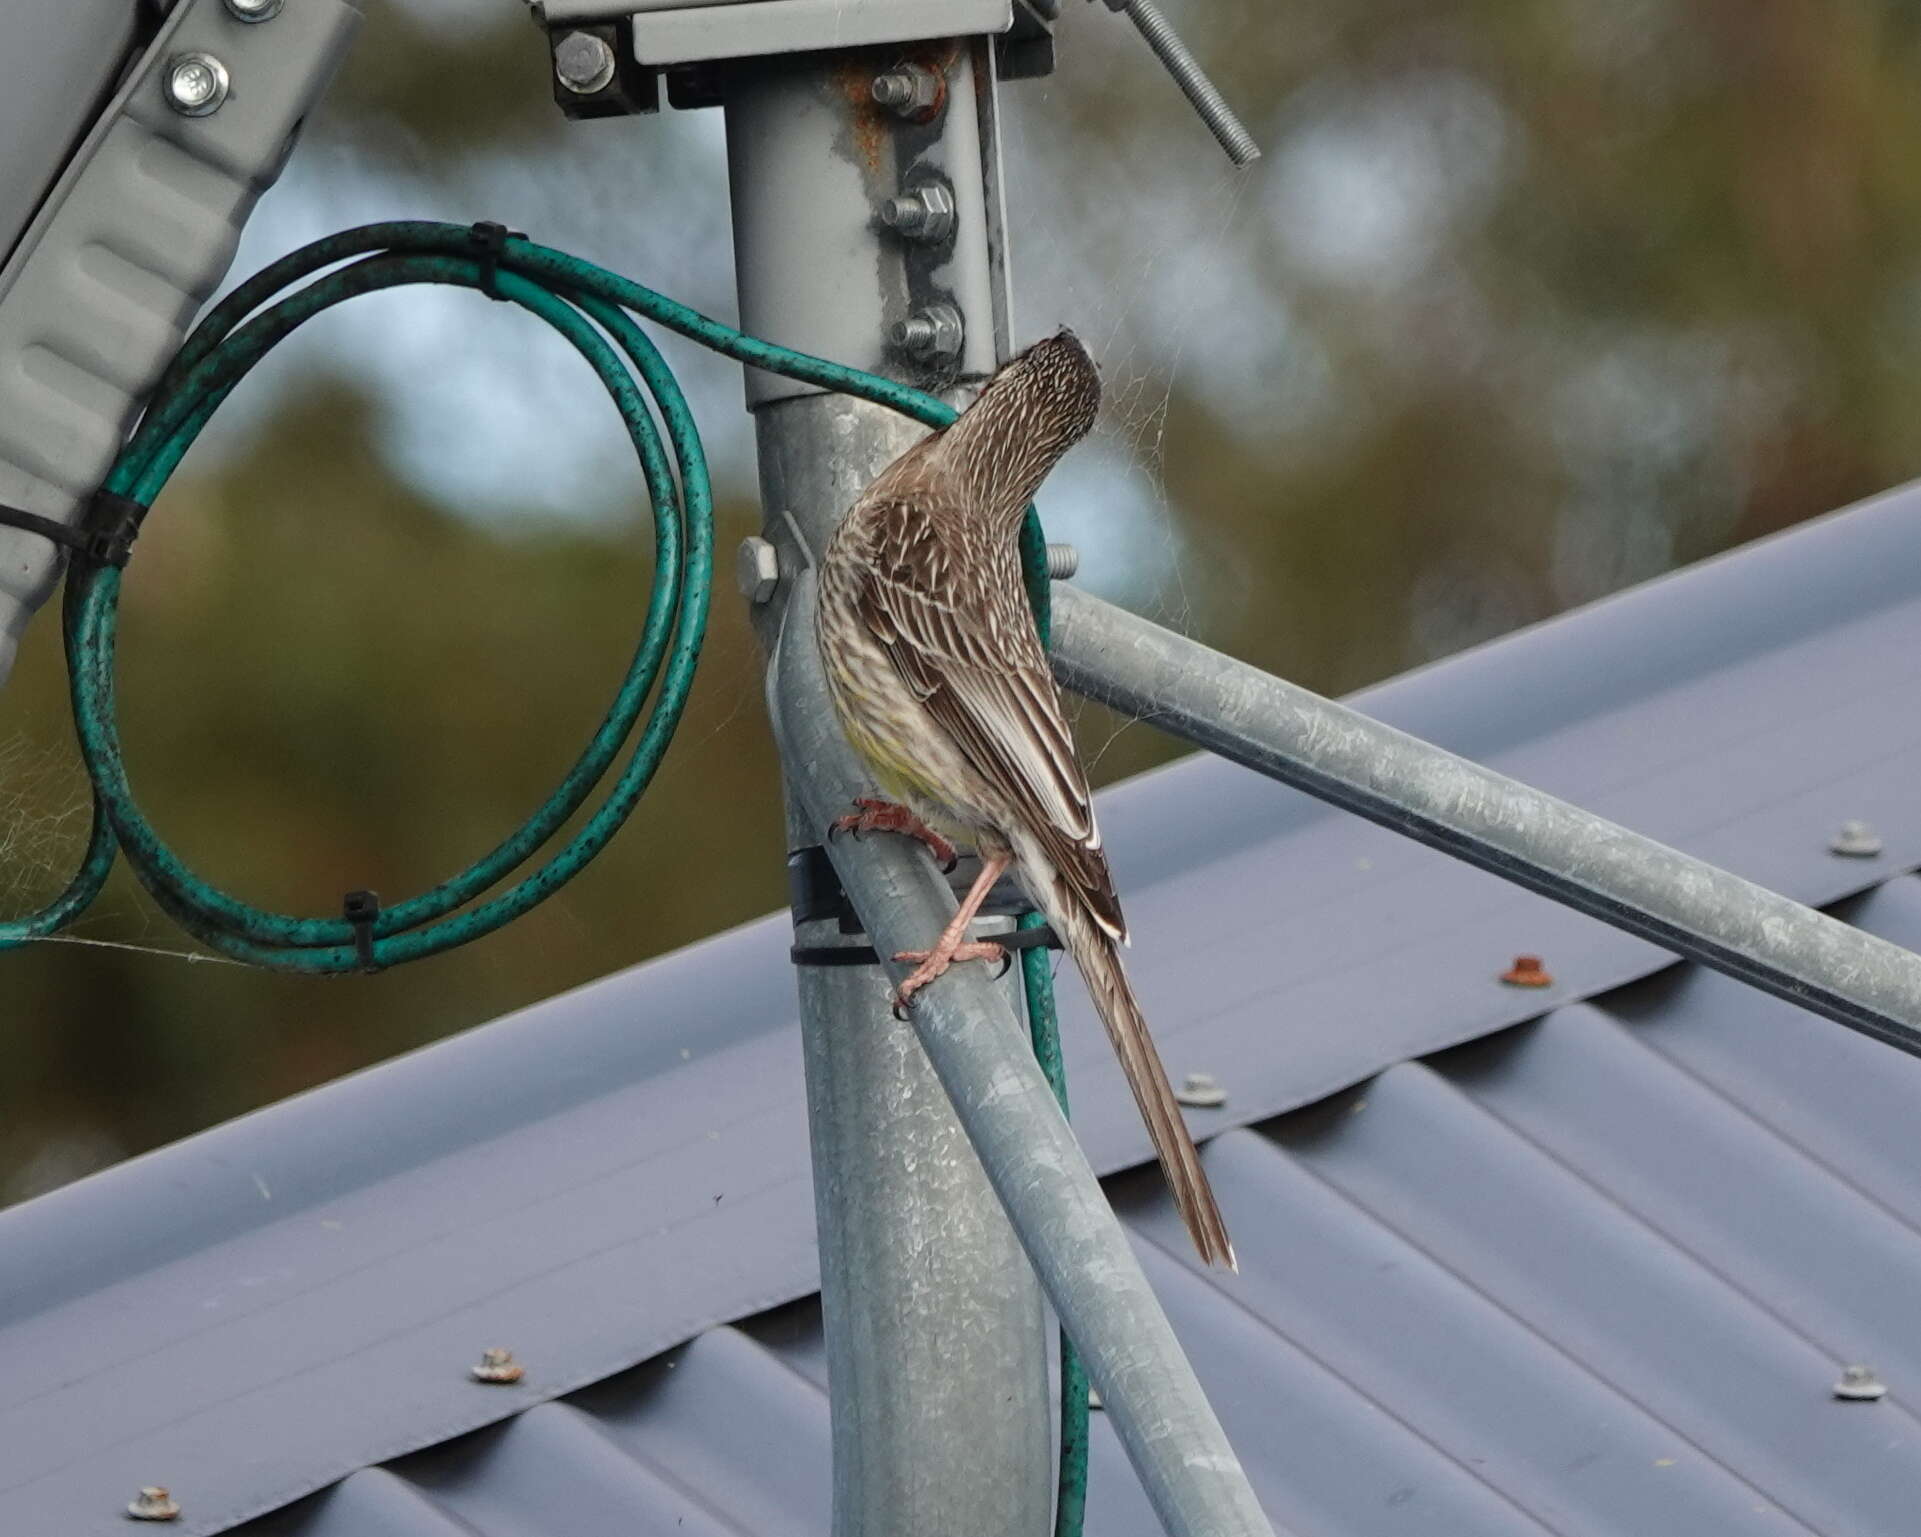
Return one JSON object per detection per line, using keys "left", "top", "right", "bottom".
{"left": 11, "top": 484, "right": 1921, "bottom": 1533}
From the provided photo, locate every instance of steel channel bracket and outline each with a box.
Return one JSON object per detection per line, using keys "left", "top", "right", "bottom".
{"left": 530, "top": 0, "right": 1055, "bottom": 116}
{"left": 0, "top": 0, "right": 360, "bottom": 690}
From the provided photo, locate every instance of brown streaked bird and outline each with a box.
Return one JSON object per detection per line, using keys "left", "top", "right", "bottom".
{"left": 815, "top": 329, "right": 1235, "bottom": 1270}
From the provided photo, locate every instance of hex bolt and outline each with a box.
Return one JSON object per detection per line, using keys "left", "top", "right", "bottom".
{"left": 554, "top": 31, "right": 617, "bottom": 96}
{"left": 737, "top": 536, "right": 781, "bottom": 605}
{"left": 127, "top": 1487, "right": 182, "bottom": 1522}
{"left": 223, "top": 0, "right": 284, "bottom": 20}
{"left": 1174, "top": 1071, "right": 1227, "bottom": 1109}
{"left": 870, "top": 65, "right": 943, "bottom": 120}
{"left": 471, "top": 1346, "right": 526, "bottom": 1384}
{"left": 163, "top": 53, "right": 230, "bottom": 117}
{"left": 880, "top": 183, "right": 956, "bottom": 243}
{"left": 1046, "top": 543, "right": 1080, "bottom": 581}
{"left": 1500, "top": 954, "right": 1553, "bottom": 988}
{"left": 1830, "top": 819, "right": 1884, "bottom": 858}
{"left": 1833, "top": 1363, "right": 1889, "bottom": 1401}
{"left": 891, "top": 304, "right": 965, "bottom": 360}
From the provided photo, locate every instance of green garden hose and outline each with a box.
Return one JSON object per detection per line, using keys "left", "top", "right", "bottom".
{"left": 0, "top": 218, "right": 1085, "bottom": 1532}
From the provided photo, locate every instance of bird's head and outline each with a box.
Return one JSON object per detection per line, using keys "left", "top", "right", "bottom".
{"left": 1001, "top": 328, "right": 1101, "bottom": 453}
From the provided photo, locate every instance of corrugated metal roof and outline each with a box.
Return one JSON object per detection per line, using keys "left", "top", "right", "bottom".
{"left": 11, "top": 483, "right": 1921, "bottom": 1535}
{"left": 240, "top": 876, "right": 1921, "bottom": 1537}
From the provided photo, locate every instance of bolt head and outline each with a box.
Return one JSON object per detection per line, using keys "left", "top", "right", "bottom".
{"left": 164, "top": 53, "right": 230, "bottom": 117}
{"left": 736, "top": 537, "right": 781, "bottom": 605}
{"left": 128, "top": 1487, "right": 182, "bottom": 1522}
{"left": 1833, "top": 1363, "right": 1889, "bottom": 1401}
{"left": 554, "top": 31, "right": 617, "bottom": 95}
{"left": 1175, "top": 1071, "right": 1227, "bottom": 1109}
{"left": 472, "top": 1347, "right": 526, "bottom": 1384}
{"left": 223, "top": 0, "right": 283, "bottom": 20}
{"left": 1830, "top": 819, "right": 1884, "bottom": 858}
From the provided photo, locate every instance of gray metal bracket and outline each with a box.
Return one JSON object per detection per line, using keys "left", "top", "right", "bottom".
{"left": 531, "top": 0, "right": 1054, "bottom": 121}
{"left": 0, "top": 0, "right": 361, "bottom": 691}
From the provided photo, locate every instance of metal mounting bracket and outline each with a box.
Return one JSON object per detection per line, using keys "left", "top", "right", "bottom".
{"left": 0, "top": 0, "right": 361, "bottom": 691}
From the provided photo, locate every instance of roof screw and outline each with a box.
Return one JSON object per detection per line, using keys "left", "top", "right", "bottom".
{"left": 1046, "top": 543, "right": 1080, "bottom": 581}
{"left": 1087, "top": 1384, "right": 1105, "bottom": 1410}
{"left": 1500, "top": 955, "right": 1553, "bottom": 988}
{"left": 1829, "top": 820, "right": 1884, "bottom": 858}
{"left": 892, "top": 303, "right": 964, "bottom": 360}
{"left": 471, "top": 1347, "right": 526, "bottom": 1384}
{"left": 880, "top": 183, "right": 956, "bottom": 243}
{"left": 871, "top": 65, "right": 944, "bottom": 121}
{"left": 554, "top": 30, "right": 617, "bottom": 96}
{"left": 223, "top": 0, "right": 284, "bottom": 21}
{"left": 1833, "top": 1363, "right": 1889, "bottom": 1401}
{"left": 737, "top": 536, "right": 781, "bottom": 605}
{"left": 1175, "top": 1071, "right": 1227, "bottom": 1109}
{"left": 163, "top": 53, "right": 230, "bottom": 117}
{"left": 127, "top": 1487, "right": 182, "bottom": 1522}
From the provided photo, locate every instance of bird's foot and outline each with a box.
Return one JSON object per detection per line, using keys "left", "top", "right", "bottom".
{"left": 891, "top": 940, "right": 1009, "bottom": 1017}
{"left": 830, "top": 798, "right": 958, "bottom": 872}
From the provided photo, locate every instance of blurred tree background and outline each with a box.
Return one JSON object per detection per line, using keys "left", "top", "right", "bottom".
{"left": 5, "top": 0, "right": 1921, "bottom": 1201}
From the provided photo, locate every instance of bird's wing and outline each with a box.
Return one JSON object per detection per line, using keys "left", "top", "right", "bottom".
{"left": 855, "top": 496, "right": 1127, "bottom": 942}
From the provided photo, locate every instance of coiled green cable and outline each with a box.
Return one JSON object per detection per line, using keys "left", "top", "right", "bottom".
{"left": 0, "top": 218, "right": 1086, "bottom": 1532}
{"left": 0, "top": 220, "right": 1052, "bottom": 967}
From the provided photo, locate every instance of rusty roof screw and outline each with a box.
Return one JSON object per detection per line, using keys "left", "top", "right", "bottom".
{"left": 1833, "top": 1363, "right": 1889, "bottom": 1401}
{"left": 1830, "top": 820, "right": 1884, "bottom": 858}
{"left": 1500, "top": 955, "right": 1553, "bottom": 988}
{"left": 471, "top": 1347, "right": 526, "bottom": 1384}
{"left": 1174, "top": 1071, "right": 1227, "bottom": 1109}
{"left": 127, "top": 1487, "right": 182, "bottom": 1522}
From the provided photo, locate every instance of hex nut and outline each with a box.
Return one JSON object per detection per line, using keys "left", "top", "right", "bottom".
{"left": 892, "top": 304, "right": 965, "bottom": 360}
{"left": 871, "top": 66, "right": 943, "bottom": 119}
{"left": 737, "top": 536, "right": 781, "bottom": 605}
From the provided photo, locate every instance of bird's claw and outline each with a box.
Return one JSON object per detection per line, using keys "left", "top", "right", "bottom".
{"left": 829, "top": 799, "right": 959, "bottom": 873}
{"left": 891, "top": 939, "right": 1007, "bottom": 1015}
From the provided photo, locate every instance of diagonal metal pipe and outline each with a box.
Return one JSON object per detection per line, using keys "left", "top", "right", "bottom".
{"left": 768, "top": 575, "right": 1280, "bottom": 1537}
{"left": 1049, "top": 583, "right": 1921, "bottom": 1056}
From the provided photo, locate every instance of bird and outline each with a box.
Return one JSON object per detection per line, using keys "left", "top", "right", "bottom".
{"left": 815, "top": 328, "right": 1235, "bottom": 1270}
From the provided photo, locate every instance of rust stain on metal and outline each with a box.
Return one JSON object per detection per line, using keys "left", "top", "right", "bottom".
{"left": 834, "top": 58, "right": 892, "bottom": 174}
{"left": 1499, "top": 955, "right": 1553, "bottom": 988}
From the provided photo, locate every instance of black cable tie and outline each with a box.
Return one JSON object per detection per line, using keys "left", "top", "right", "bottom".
{"left": 80, "top": 490, "right": 145, "bottom": 569}
{"left": 0, "top": 489, "right": 145, "bottom": 568}
{"left": 790, "top": 923, "right": 1059, "bottom": 968}
{"left": 467, "top": 221, "right": 523, "bottom": 301}
{"left": 342, "top": 889, "right": 382, "bottom": 974}
{"left": 0, "top": 503, "right": 91, "bottom": 557}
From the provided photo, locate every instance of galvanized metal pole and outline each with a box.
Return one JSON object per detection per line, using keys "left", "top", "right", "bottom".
{"left": 1049, "top": 584, "right": 1921, "bottom": 1054}
{"left": 726, "top": 45, "right": 1051, "bottom": 1536}
{"left": 769, "top": 577, "right": 1279, "bottom": 1537}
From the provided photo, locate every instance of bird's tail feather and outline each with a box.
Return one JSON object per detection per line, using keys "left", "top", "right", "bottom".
{"left": 1059, "top": 910, "right": 1236, "bottom": 1270}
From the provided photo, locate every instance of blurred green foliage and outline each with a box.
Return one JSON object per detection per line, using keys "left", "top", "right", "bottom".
{"left": 7, "top": 0, "right": 1921, "bottom": 1199}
